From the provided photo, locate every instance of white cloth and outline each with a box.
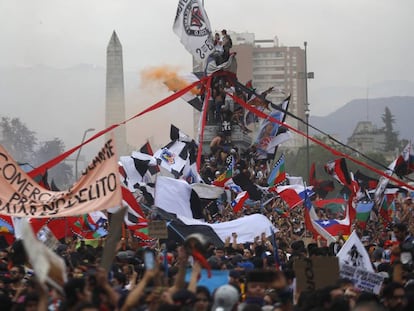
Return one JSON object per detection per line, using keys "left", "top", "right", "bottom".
{"left": 155, "top": 176, "right": 193, "bottom": 218}
{"left": 177, "top": 213, "right": 278, "bottom": 243}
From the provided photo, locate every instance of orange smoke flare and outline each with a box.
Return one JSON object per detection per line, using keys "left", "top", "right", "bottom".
{"left": 141, "top": 66, "right": 201, "bottom": 95}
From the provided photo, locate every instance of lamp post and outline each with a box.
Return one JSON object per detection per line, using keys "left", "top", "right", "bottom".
{"left": 305, "top": 108, "right": 310, "bottom": 183}
{"left": 304, "top": 41, "right": 311, "bottom": 183}
{"left": 75, "top": 128, "right": 95, "bottom": 180}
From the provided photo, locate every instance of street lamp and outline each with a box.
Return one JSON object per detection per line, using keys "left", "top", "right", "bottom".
{"left": 304, "top": 41, "right": 312, "bottom": 183}
{"left": 305, "top": 108, "right": 310, "bottom": 183}
{"left": 75, "top": 128, "right": 95, "bottom": 180}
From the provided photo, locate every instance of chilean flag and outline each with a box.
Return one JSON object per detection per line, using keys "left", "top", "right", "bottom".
{"left": 273, "top": 185, "right": 314, "bottom": 209}
{"left": 304, "top": 196, "right": 353, "bottom": 243}
{"left": 278, "top": 189, "right": 302, "bottom": 209}
{"left": 231, "top": 191, "right": 249, "bottom": 213}
{"left": 314, "top": 217, "right": 350, "bottom": 237}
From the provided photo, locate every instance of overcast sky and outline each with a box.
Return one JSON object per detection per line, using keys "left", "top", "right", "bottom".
{"left": 3, "top": 0, "right": 413, "bottom": 86}
{"left": 1, "top": 0, "right": 414, "bottom": 154}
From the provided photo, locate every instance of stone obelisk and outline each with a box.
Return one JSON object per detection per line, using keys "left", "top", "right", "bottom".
{"left": 106, "top": 31, "right": 127, "bottom": 156}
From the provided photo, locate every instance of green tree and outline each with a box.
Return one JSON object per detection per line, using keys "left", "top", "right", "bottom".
{"left": 284, "top": 142, "right": 388, "bottom": 185}
{"left": 347, "top": 152, "right": 387, "bottom": 177}
{"left": 382, "top": 107, "right": 399, "bottom": 152}
{"left": 284, "top": 143, "right": 346, "bottom": 182}
{"left": 35, "top": 138, "right": 73, "bottom": 188}
{"left": 0, "top": 117, "right": 37, "bottom": 163}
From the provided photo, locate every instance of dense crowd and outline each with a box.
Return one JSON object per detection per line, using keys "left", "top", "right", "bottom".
{"left": 1, "top": 34, "right": 413, "bottom": 309}
{"left": 0, "top": 179, "right": 414, "bottom": 311}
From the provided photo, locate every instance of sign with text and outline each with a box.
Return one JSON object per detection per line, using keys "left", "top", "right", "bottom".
{"left": 148, "top": 220, "right": 168, "bottom": 239}
{"left": 339, "top": 264, "right": 384, "bottom": 294}
{"left": 0, "top": 137, "right": 121, "bottom": 217}
{"left": 294, "top": 256, "right": 339, "bottom": 292}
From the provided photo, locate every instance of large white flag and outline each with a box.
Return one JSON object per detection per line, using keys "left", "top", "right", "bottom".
{"left": 336, "top": 230, "right": 374, "bottom": 272}
{"left": 173, "top": 0, "right": 214, "bottom": 63}
{"left": 155, "top": 176, "right": 193, "bottom": 218}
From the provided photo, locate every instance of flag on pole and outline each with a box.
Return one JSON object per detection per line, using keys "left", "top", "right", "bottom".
{"left": 173, "top": 0, "right": 214, "bottom": 64}
{"left": 324, "top": 158, "right": 352, "bottom": 187}
{"left": 267, "top": 154, "right": 286, "bottom": 186}
{"left": 394, "top": 142, "right": 414, "bottom": 177}
{"left": 213, "top": 156, "right": 234, "bottom": 187}
{"left": 277, "top": 189, "right": 302, "bottom": 209}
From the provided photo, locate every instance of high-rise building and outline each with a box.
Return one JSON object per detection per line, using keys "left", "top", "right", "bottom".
{"left": 231, "top": 32, "right": 308, "bottom": 148}
{"left": 192, "top": 31, "right": 309, "bottom": 153}
{"left": 106, "top": 31, "right": 128, "bottom": 156}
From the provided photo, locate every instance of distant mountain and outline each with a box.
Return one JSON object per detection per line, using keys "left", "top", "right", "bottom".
{"left": 311, "top": 80, "right": 414, "bottom": 116}
{"left": 2, "top": 65, "right": 414, "bottom": 160}
{"left": 310, "top": 96, "right": 414, "bottom": 143}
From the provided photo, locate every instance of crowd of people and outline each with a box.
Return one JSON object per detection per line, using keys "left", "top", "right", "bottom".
{"left": 1, "top": 207, "right": 414, "bottom": 311}
{"left": 1, "top": 158, "right": 414, "bottom": 311}
{"left": 0, "top": 30, "right": 413, "bottom": 309}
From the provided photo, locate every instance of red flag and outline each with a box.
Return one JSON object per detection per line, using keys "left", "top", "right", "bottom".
{"left": 309, "top": 162, "right": 316, "bottom": 186}
{"left": 324, "top": 158, "right": 352, "bottom": 186}
{"left": 122, "top": 186, "right": 145, "bottom": 219}
{"left": 278, "top": 189, "right": 302, "bottom": 209}
{"left": 30, "top": 217, "right": 76, "bottom": 240}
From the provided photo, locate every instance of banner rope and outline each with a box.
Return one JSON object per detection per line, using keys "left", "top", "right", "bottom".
{"left": 229, "top": 92, "right": 414, "bottom": 192}
{"left": 28, "top": 77, "right": 209, "bottom": 178}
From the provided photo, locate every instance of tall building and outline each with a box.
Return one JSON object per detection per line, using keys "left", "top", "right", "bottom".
{"left": 231, "top": 32, "right": 308, "bottom": 149}
{"left": 106, "top": 31, "right": 128, "bottom": 156}
{"left": 192, "top": 31, "right": 309, "bottom": 153}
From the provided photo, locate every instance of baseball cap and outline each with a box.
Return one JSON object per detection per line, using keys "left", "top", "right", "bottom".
{"left": 212, "top": 284, "right": 239, "bottom": 311}
{"left": 237, "top": 261, "right": 254, "bottom": 270}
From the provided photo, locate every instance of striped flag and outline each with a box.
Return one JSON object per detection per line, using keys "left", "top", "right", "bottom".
{"left": 394, "top": 142, "right": 414, "bottom": 177}
{"left": 356, "top": 201, "right": 375, "bottom": 228}
{"left": 72, "top": 213, "right": 108, "bottom": 239}
{"left": 379, "top": 194, "right": 395, "bottom": 226}
{"left": 273, "top": 184, "right": 311, "bottom": 209}
{"left": 231, "top": 191, "right": 249, "bottom": 213}
{"left": 324, "top": 158, "right": 352, "bottom": 186}
{"left": 267, "top": 154, "right": 286, "bottom": 187}
{"left": 213, "top": 155, "right": 234, "bottom": 187}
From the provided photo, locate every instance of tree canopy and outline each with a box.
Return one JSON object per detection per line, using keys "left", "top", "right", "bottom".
{"left": 0, "top": 116, "right": 73, "bottom": 188}
{"left": 382, "top": 106, "right": 399, "bottom": 152}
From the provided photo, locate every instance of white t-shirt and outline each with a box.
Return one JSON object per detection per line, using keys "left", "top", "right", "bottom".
{"left": 215, "top": 41, "right": 224, "bottom": 53}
